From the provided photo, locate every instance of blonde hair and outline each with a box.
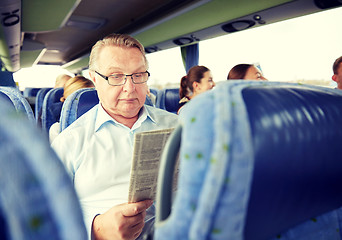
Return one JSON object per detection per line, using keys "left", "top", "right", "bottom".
{"left": 60, "top": 76, "right": 94, "bottom": 102}
{"left": 89, "top": 33, "right": 148, "bottom": 71}
{"left": 55, "top": 74, "right": 72, "bottom": 88}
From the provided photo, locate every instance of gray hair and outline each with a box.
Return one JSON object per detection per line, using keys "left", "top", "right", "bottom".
{"left": 89, "top": 33, "right": 148, "bottom": 71}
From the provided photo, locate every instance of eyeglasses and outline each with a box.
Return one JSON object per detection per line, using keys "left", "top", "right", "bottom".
{"left": 94, "top": 70, "right": 150, "bottom": 86}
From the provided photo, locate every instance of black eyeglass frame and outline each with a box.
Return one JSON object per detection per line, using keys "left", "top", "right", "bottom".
{"left": 94, "top": 70, "right": 150, "bottom": 86}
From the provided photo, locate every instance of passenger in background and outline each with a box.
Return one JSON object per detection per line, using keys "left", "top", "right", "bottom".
{"left": 51, "top": 33, "right": 178, "bottom": 240}
{"left": 49, "top": 76, "right": 94, "bottom": 142}
{"left": 178, "top": 65, "right": 215, "bottom": 114}
{"left": 54, "top": 74, "right": 72, "bottom": 88}
{"left": 332, "top": 56, "right": 342, "bottom": 90}
{"left": 227, "top": 63, "right": 267, "bottom": 80}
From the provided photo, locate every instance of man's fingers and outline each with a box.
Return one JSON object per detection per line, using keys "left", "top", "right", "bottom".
{"left": 121, "top": 200, "right": 153, "bottom": 217}
{"left": 131, "top": 220, "right": 145, "bottom": 239}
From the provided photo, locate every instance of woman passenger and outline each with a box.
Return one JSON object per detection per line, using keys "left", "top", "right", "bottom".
{"left": 178, "top": 65, "right": 215, "bottom": 114}
{"left": 227, "top": 64, "right": 267, "bottom": 80}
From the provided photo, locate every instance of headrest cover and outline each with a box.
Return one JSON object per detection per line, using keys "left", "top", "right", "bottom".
{"left": 155, "top": 81, "right": 342, "bottom": 240}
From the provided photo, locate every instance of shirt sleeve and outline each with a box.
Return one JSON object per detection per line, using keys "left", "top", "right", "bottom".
{"left": 51, "top": 131, "right": 77, "bottom": 182}
{"left": 49, "top": 122, "right": 60, "bottom": 144}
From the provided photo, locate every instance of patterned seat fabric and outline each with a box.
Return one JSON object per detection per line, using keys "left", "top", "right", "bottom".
{"left": 0, "top": 99, "right": 87, "bottom": 239}
{"left": 0, "top": 91, "right": 15, "bottom": 109}
{"left": 60, "top": 88, "right": 99, "bottom": 132}
{"left": 0, "top": 87, "right": 35, "bottom": 123}
{"left": 155, "top": 81, "right": 342, "bottom": 240}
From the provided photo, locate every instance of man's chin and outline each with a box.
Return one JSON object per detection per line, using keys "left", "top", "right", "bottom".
{"left": 120, "top": 106, "right": 142, "bottom": 118}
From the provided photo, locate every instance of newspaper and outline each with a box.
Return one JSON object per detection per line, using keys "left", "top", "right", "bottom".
{"left": 128, "top": 128, "right": 178, "bottom": 203}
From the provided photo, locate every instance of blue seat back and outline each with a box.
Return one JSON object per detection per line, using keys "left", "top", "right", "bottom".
{"left": 60, "top": 88, "right": 99, "bottom": 131}
{"left": 156, "top": 88, "right": 180, "bottom": 114}
{"left": 35, "top": 88, "right": 53, "bottom": 124}
{"left": 150, "top": 88, "right": 159, "bottom": 97}
{"left": 23, "top": 87, "right": 41, "bottom": 97}
{"left": 0, "top": 71, "right": 16, "bottom": 87}
{"left": 60, "top": 88, "right": 155, "bottom": 132}
{"left": 0, "top": 87, "right": 35, "bottom": 122}
{"left": 155, "top": 81, "right": 342, "bottom": 240}
{"left": 0, "top": 99, "right": 87, "bottom": 240}
{"left": 150, "top": 87, "right": 159, "bottom": 104}
{"left": 145, "top": 94, "right": 155, "bottom": 107}
{"left": 0, "top": 91, "right": 15, "bottom": 109}
{"left": 41, "top": 88, "right": 63, "bottom": 131}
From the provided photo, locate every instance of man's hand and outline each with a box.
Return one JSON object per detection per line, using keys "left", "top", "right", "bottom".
{"left": 92, "top": 200, "right": 154, "bottom": 240}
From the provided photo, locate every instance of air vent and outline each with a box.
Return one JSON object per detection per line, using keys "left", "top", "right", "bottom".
{"left": 314, "top": 0, "right": 342, "bottom": 9}
{"left": 66, "top": 15, "right": 106, "bottom": 30}
{"left": 222, "top": 20, "right": 256, "bottom": 33}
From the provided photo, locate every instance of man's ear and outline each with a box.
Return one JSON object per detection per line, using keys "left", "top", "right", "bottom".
{"left": 88, "top": 71, "right": 98, "bottom": 90}
{"left": 332, "top": 74, "right": 337, "bottom": 82}
{"left": 89, "top": 71, "right": 97, "bottom": 84}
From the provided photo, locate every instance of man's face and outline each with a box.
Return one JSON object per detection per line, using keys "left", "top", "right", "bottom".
{"left": 333, "top": 63, "right": 342, "bottom": 89}
{"left": 90, "top": 45, "right": 148, "bottom": 120}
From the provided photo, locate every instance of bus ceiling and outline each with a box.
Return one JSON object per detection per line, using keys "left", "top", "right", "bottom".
{"left": 0, "top": 0, "right": 342, "bottom": 73}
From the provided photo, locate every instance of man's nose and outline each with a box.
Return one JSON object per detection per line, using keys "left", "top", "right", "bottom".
{"left": 122, "top": 76, "right": 135, "bottom": 92}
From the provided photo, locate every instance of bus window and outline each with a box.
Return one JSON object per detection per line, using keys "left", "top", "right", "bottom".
{"left": 146, "top": 6, "right": 342, "bottom": 89}
{"left": 200, "top": 6, "right": 342, "bottom": 87}
{"left": 146, "top": 47, "right": 186, "bottom": 89}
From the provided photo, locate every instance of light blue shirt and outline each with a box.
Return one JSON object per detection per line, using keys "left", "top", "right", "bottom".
{"left": 51, "top": 103, "right": 178, "bottom": 238}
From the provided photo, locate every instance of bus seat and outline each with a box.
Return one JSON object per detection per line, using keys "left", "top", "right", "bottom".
{"left": 23, "top": 87, "right": 41, "bottom": 97}
{"left": 41, "top": 88, "right": 64, "bottom": 131}
{"left": 0, "top": 91, "right": 15, "bottom": 109}
{"left": 147, "top": 88, "right": 159, "bottom": 107}
{"left": 24, "top": 88, "right": 41, "bottom": 115}
{"left": 155, "top": 81, "right": 342, "bottom": 240}
{"left": 155, "top": 88, "right": 180, "bottom": 114}
{"left": 59, "top": 89, "right": 155, "bottom": 132}
{"left": 0, "top": 99, "right": 87, "bottom": 239}
{"left": 60, "top": 88, "right": 99, "bottom": 132}
{"left": 0, "top": 71, "right": 16, "bottom": 87}
{"left": 0, "top": 87, "right": 35, "bottom": 123}
{"left": 150, "top": 88, "right": 159, "bottom": 97}
{"left": 35, "top": 88, "right": 53, "bottom": 124}
{"left": 145, "top": 94, "right": 155, "bottom": 107}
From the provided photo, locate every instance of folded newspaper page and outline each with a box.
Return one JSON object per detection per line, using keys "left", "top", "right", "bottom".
{"left": 128, "top": 128, "right": 178, "bottom": 203}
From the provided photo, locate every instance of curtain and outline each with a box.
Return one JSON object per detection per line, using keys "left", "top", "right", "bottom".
{"left": 181, "top": 43, "right": 199, "bottom": 73}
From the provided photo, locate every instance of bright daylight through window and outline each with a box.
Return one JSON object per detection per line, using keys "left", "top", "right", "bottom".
{"left": 147, "top": 6, "right": 342, "bottom": 88}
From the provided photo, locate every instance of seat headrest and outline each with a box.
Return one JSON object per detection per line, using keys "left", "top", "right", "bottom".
{"left": 47, "top": 88, "right": 64, "bottom": 103}
{"left": 156, "top": 88, "right": 180, "bottom": 113}
{"left": 60, "top": 88, "right": 98, "bottom": 131}
{"left": 0, "top": 87, "right": 35, "bottom": 122}
{"left": 76, "top": 89, "right": 99, "bottom": 118}
{"left": 155, "top": 81, "right": 342, "bottom": 240}
{"left": 243, "top": 85, "right": 342, "bottom": 239}
{"left": 0, "top": 99, "right": 87, "bottom": 239}
{"left": 23, "top": 87, "right": 41, "bottom": 97}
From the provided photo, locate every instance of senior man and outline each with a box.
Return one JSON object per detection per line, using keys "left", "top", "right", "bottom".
{"left": 52, "top": 33, "right": 178, "bottom": 240}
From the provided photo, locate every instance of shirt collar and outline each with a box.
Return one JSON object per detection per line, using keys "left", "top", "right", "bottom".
{"left": 95, "top": 104, "right": 156, "bottom": 132}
